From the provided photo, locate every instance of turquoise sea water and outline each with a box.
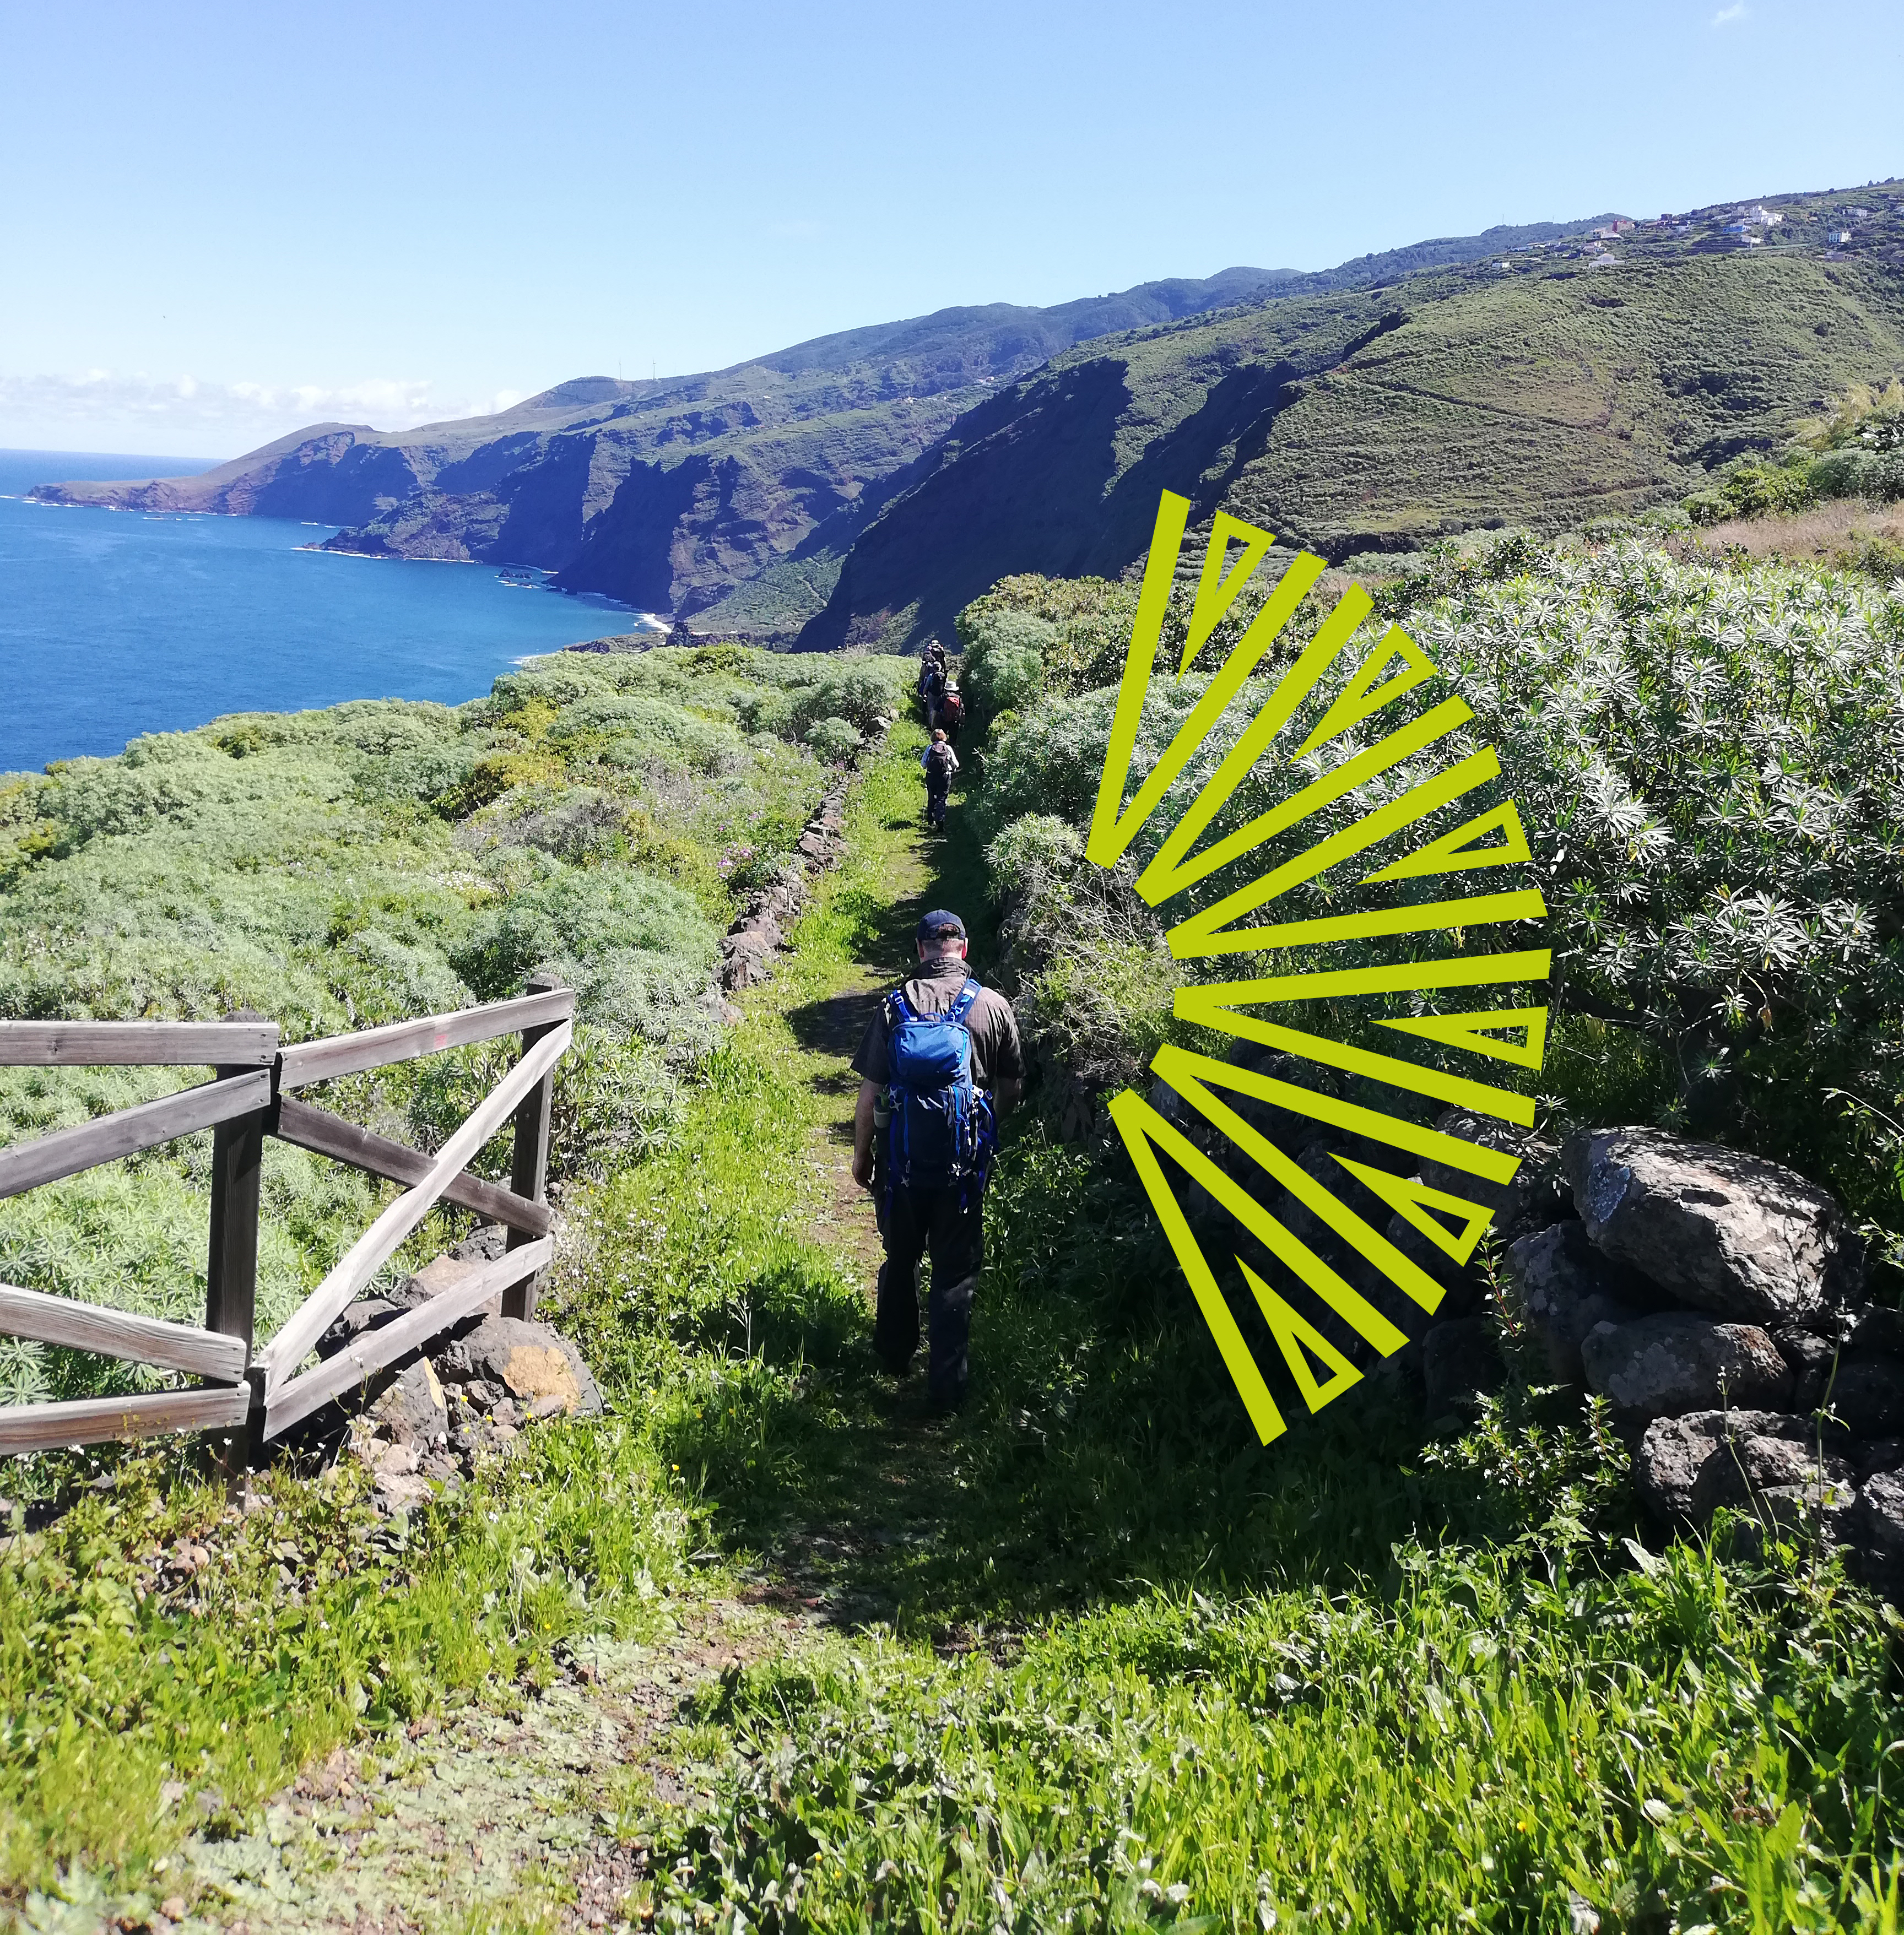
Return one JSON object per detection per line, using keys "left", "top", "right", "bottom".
{"left": 0, "top": 449, "right": 643, "bottom": 776}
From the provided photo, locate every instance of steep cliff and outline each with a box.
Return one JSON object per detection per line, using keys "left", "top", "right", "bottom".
{"left": 796, "top": 218, "right": 1904, "bottom": 649}
{"left": 27, "top": 221, "right": 1604, "bottom": 624}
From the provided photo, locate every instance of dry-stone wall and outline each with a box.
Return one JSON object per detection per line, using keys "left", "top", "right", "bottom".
{"left": 1510, "top": 1126, "right": 1900, "bottom": 1598}
{"left": 1146, "top": 1034, "right": 1904, "bottom": 1598}
{"left": 306, "top": 1223, "right": 603, "bottom": 1515}
{"left": 716, "top": 778, "right": 850, "bottom": 997}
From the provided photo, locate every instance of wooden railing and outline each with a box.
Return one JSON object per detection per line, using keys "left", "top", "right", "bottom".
{"left": 0, "top": 978, "right": 574, "bottom": 1461}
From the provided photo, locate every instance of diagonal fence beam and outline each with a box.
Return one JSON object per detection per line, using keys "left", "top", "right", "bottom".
{"left": 256, "top": 1020, "right": 572, "bottom": 1391}
{"left": 262, "top": 1237, "right": 553, "bottom": 1441}
{"left": 0, "top": 1070, "right": 273, "bottom": 1201}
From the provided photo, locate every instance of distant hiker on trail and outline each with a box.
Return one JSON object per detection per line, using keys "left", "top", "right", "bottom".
{"left": 921, "top": 729, "right": 959, "bottom": 828}
{"left": 918, "top": 641, "right": 949, "bottom": 727}
{"left": 939, "top": 681, "right": 964, "bottom": 744}
{"left": 851, "top": 909, "right": 1024, "bottom": 1410}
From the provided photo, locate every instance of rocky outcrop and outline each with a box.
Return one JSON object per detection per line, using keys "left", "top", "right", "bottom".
{"left": 309, "top": 1224, "right": 603, "bottom": 1515}
{"left": 1562, "top": 1126, "right": 1864, "bottom": 1327}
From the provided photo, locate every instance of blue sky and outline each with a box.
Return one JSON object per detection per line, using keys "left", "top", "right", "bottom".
{"left": 1, "top": 0, "right": 1897, "bottom": 459}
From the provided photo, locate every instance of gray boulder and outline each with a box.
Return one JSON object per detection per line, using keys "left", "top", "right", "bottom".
{"left": 1562, "top": 1128, "right": 1863, "bottom": 1327}
{"left": 1768, "top": 1341, "right": 1904, "bottom": 1434}
{"left": 1772, "top": 1326, "right": 1840, "bottom": 1413}
{"left": 1633, "top": 1408, "right": 1852, "bottom": 1524}
{"left": 726, "top": 910, "right": 782, "bottom": 951}
{"left": 1421, "top": 1109, "right": 1561, "bottom": 1235}
{"left": 367, "top": 1358, "right": 451, "bottom": 1448}
{"left": 1381, "top": 1209, "right": 1485, "bottom": 1320}
{"left": 1506, "top": 1220, "right": 1643, "bottom": 1383}
{"left": 1852, "top": 1306, "right": 1904, "bottom": 1357}
{"left": 1849, "top": 1470, "right": 1904, "bottom": 1602}
{"left": 435, "top": 1315, "right": 603, "bottom": 1418}
{"left": 1825, "top": 1354, "right": 1904, "bottom": 1438}
{"left": 1581, "top": 1312, "right": 1790, "bottom": 1421}
{"left": 317, "top": 1295, "right": 403, "bottom": 1360}
{"left": 1735, "top": 1478, "right": 1862, "bottom": 1554}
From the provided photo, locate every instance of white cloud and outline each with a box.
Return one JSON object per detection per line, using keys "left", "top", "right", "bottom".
{"left": 1711, "top": 2, "right": 1749, "bottom": 23}
{"left": 0, "top": 368, "right": 515, "bottom": 458}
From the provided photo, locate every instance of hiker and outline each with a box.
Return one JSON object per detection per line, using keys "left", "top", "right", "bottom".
{"left": 920, "top": 728, "right": 959, "bottom": 828}
{"left": 850, "top": 909, "right": 1024, "bottom": 1409}
{"left": 918, "top": 640, "right": 949, "bottom": 726}
{"left": 939, "top": 681, "right": 964, "bottom": 744}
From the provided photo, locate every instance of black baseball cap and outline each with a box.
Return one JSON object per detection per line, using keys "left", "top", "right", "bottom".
{"left": 916, "top": 909, "right": 966, "bottom": 942}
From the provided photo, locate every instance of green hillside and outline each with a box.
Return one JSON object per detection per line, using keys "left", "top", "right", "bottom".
{"left": 800, "top": 234, "right": 1904, "bottom": 647}
{"left": 26, "top": 225, "right": 1613, "bottom": 628}
{"left": 8, "top": 529, "right": 1904, "bottom": 1926}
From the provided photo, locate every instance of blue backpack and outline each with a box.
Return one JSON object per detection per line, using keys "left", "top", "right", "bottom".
{"left": 884, "top": 978, "right": 996, "bottom": 1191}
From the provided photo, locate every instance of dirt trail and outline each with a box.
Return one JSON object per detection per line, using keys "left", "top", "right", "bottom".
{"left": 146, "top": 763, "right": 949, "bottom": 1935}
{"left": 787, "top": 815, "right": 936, "bottom": 1291}
{"left": 174, "top": 1602, "right": 797, "bottom": 1935}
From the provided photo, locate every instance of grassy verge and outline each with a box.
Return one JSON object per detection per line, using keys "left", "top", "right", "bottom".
{"left": 609, "top": 757, "right": 1904, "bottom": 1929}
{"left": 0, "top": 723, "right": 926, "bottom": 1911}
{"left": 8, "top": 722, "right": 1904, "bottom": 1931}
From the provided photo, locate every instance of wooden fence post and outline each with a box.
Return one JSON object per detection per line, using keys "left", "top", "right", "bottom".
{"left": 502, "top": 973, "right": 562, "bottom": 1320}
{"left": 206, "top": 1009, "right": 275, "bottom": 1475}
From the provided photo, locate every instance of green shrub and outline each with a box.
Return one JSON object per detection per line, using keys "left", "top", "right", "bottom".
{"left": 1684, "top": 453, "right": 1818, "bottom": 525}
{"left": 967, "top": 637, "right": 1045, "bottom": 731}
{"left": 783, "top": 659, "right": 910, "bottom": 738}
{"left": 450, "top": 865, "right": 716, "bottom": 1047}
{"left": 960, "top": 537, "right": 1904, "bottom": 1248}
{"left": 1811, "top": 448, "right": 1904, "bottom": 503}
{"left": 802, "top": 716, "right": 862, "bottom": 763}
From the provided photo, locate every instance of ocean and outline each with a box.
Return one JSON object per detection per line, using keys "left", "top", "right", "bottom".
{"left": 0, "top": 449, "right": 647, "bottom": 776}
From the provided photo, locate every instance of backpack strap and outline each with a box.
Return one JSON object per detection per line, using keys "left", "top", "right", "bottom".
{"left": 946, "top": 977, "right": 982, "bottom": 1027}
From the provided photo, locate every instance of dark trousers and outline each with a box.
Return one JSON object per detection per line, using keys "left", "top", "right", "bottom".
{"left": 874, "top": 1182, "right": 985, "bottom": 1407}
{"left": 926, "top": 783, "right": 950, "bottom": 827}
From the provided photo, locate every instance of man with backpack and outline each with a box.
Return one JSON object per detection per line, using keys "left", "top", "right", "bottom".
{"left": 850, "top": 909, "right": 1024, "bottom": 1411}
{"left": 921, "top": 728, "right": 958, "bottom": 828}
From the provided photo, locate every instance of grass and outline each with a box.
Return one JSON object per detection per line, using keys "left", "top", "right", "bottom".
{"left": 1678, "top": 497, "right": 1904, "bottom": 575}
{"left": 7, "top": 706, "right": 1904, "bottom": 1931}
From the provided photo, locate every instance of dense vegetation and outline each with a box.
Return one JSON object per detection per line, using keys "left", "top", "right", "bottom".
{"left": 8, "top": 521, "right": 1904, "bottom": 1931}
{"left": 0, "top": 644, "right": 910, "bottom": 1408}
{"left": 958, "top": 529, "right": 1904, "bottom": 1263}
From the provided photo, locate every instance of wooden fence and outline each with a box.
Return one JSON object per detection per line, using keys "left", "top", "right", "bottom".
{"left": 0, "top": 978, "right": 574, "bottom": 1461}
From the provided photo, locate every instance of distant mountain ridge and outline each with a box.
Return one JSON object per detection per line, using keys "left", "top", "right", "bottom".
{"left": 791, "top": 180, "right": 1904, "bottom": 649}
{"left": 29, "top": 219, "right": 1608, "bottom": 620}
{"left": 33, "top": 187, "right": 1902, "bottom": 648}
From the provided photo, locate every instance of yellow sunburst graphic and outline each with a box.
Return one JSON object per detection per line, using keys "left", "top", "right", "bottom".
{"left": 1092, "top": 491, "right": 1549, "bottom": 1445}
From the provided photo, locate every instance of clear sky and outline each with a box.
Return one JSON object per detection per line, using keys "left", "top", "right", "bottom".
{"left": 1, "top": 0, "right": 1898, "bottom": 460}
